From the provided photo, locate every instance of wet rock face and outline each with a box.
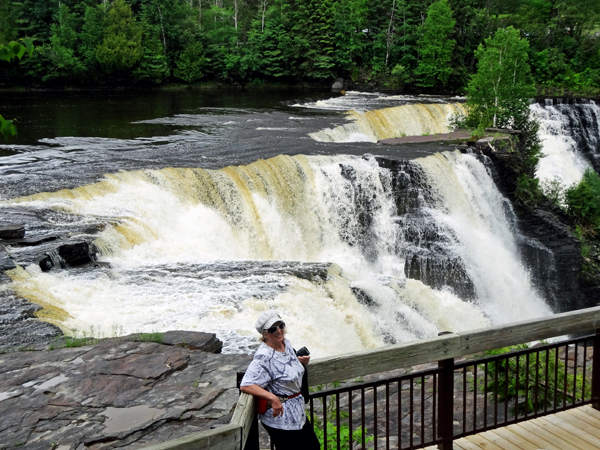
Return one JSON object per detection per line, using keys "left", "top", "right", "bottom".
{"left": 0, "top": 336, "right": 251, "bottom": 449}
{"left": 0, "top": 224, "right": 25, "bottom": 240}
{"left": 0, "top": 291, "right": 63, "bottom": 352}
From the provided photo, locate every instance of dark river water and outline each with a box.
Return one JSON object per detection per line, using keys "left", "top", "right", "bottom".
{"left": 0, "top": 89, "right": 448, "bottom": 199}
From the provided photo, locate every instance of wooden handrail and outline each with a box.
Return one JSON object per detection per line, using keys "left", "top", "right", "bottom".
{"left": 308, "top": 306, "right": 600, "bottom": 386}
{"left": 142, "top": 305, "right": 600, "bottom": 449}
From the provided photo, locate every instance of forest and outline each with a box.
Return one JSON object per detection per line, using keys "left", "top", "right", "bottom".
{"left": 0, "top": 0, "right": 599, "bottom": 93}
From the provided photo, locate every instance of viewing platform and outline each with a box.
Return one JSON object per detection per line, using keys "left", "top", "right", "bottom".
{"left": 425, "top": 405, "right": 600, "bottom": 450}
{"left": 144, "top": 305, "right": 600, "bottom": 450}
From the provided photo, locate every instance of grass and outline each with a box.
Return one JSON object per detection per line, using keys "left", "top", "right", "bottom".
{"left": 137, "top": 332, "right": 164, "bottom": 344}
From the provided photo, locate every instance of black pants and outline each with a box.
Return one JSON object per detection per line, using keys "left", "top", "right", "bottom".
{"left": 262, "top": 419, "right": 320, "bottom": 450}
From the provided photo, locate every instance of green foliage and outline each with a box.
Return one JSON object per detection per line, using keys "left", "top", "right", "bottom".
{"left": 64, "top": 327, "right": 100, "bottom": 348}
{"left": 415, "top": 0, "right": 456, "bottom": 87}
{"left": 0, "top": 38, "right": 33, "bottom": 139}
{"left": 465, "top": 27, "right": 536, "bottom": 129}
{"left": 0, "top": 115, "right": 18, "bottom": 140}
{"left": 565, "top": 168, "right": 600, "bottom": 234}
{"left": 0, "top": 0, "right": 598, "bottom": 90}
{"left": 541, "top": 176, "right": 567, "bottom": 208}
{"left": 96, "top": 0, "right": 142, "bottom": 73}
{"left": 515, "top": 173, "right": 542, "bottom": 205}
{"left": 174, "top": 41, "right": 208, "bottom": 83}
{"left": 313, "top": 417, "right": 373, "bottom": 450}
{"left": 137, "top": 332, "right": 164, "bottom": 343}
{"left": 134, "top": 22, "right": 171, "bottom": 83}
{"left": 480, "top": 343, "right": 590, "bottom": 415}
{"left": 0, "top": 39, "right": 34, "bottom": 62}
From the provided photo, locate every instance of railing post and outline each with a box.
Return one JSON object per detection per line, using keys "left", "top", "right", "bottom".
{"left": 237, "top": 371, "right": 260, "bottom": 450}
{"left": 592, "top": 330, "right": 600, "bottom": 410}
{"left": 437, "top": 333, "right": 454, "bottom": 450}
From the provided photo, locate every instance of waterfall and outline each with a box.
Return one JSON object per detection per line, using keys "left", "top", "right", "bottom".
{"left": 531, "top": 100, "right": 600, "bottom": 190}
{"left": 309, "top": 103, "right": 466, "bottom": 143}
{"left": 4, "top": 152, "right": 551, "bottom": 356}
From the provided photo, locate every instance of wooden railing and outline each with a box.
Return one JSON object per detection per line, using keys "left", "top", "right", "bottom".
{"left": 142, "top": 305, "right": 600, "bottom": 450}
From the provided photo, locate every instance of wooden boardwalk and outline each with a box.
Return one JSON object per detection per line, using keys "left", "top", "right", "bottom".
{"left": 425, "top": 405, "right": 600, "bottom": 450}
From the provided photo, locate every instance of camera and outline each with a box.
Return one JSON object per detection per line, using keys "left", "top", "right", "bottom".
{"left": 296, "top": 346, "right": 310, "bottom": 357}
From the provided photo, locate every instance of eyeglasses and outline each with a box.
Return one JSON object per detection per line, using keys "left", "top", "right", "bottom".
{"left": 266, "top": 321, "right": 285, "bottom": 334}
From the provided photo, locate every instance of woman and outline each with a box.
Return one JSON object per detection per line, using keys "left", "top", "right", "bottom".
{"left": 240, "top": 310, "right": 320, "bottom": 450}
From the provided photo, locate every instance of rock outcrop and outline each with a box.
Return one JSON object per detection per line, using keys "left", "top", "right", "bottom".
{"left": 0, "top": 332, "right": 251, "bottom": 449}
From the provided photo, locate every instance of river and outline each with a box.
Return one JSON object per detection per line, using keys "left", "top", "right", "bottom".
{"left": 1, "top": 90, "right": 598, "bottom": 357}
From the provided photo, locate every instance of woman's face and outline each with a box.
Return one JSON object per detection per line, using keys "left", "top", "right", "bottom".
{"left": 264, "top": 321, "right": 285, "bottom": 345}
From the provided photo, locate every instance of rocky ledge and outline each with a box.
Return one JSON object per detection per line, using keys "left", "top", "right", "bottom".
{"left": 0, "top": 331, "right": 252, "bottom": 450}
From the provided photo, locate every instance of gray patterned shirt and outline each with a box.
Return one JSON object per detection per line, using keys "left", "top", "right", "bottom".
{"left": 240, "top": 338, "right": 306, "bottom": 430}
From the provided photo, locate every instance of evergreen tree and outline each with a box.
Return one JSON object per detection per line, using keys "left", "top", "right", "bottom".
{"left": 133, "top": 21, "right": 171, "bottom": 83}
{"left": 46, "top": 3, "right": 85, "bottom": 81}
{"left": 96, "top": 0, "right": 143, "bottom": 73}
{"left": 415, "top": 0, "right": 456, "bottom": 87}
{"left": 80, "top": 5, "right": 106, "bottom": 76}
{"left": 291, "top": 0, "right": 336, "bottom": 79}
{"left": 174, "top": 41, "right": 208, "bottom": 82}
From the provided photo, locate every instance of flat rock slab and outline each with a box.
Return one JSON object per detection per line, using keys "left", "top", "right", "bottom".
{"left": 120, "top": 330, "right": 223, "bottom": 353}
{"left": 379, "top": 131, "right": 472, "bottom": 145}
{"left": 0, "top": 338, "right": 252, "bottom": 449}
{"left": 0, "top": 224, "right": 25, "bottom": 240}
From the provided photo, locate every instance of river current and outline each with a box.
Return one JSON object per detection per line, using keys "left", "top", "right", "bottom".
{"left": 1, "top": 91, "right": 597, "bottom": 357}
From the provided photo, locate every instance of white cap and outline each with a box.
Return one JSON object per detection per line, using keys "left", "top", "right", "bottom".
{"left": 255, "top": 311, "right": 282, "bottom": 334}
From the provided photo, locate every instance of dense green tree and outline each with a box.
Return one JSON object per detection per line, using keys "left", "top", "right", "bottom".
{"left": 333, "top": 0, "right": 368, "bottom": 75}
{"left": 45, "top": 4, "right": 85, "bottom": 81}
{"left": 415, "top": 0, "right": 456, "bottom": 87}
{"left": 246, "top": 14, "right": 294, "bottom": 79}
{"left": 291, "top": 0, "right": 336, "bottom": 79}
{"left": 80, "top": 5, "right": 106, "bottom": 76}
{"left": 465, "top": 26, "right": 535, "bottom": 129}
{"left": 96, "top": 0, "right": 143, "bottom": 73}
{"left": 174, "top": 41, "right": 208, "bottom": 82}
{"left": 1, "top": 39, "right": 34, "bottom": 139}
{"left": 133, "top": 22, "right": 171, "bottom": 83}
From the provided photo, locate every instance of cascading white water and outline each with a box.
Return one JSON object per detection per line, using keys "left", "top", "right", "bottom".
{"left": 4, "top": 151, "right": 551, "bottom": 356}
{"left": 531, "top": 101, "right": 598, "bottom": 190}
{"left": 308, "top": 103, "right": 466, "bottom": 143}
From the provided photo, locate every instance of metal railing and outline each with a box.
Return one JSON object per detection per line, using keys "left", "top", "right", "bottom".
{"left": 305, "top": 335, "right": 595, "bottom": 450}
{"left": 142, "top": 306, "right": 600, "bottom": 450}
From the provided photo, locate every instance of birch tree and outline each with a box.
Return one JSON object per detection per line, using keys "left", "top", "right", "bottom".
{"left": 465, "top": 26, "right": 535, "bottom": 129}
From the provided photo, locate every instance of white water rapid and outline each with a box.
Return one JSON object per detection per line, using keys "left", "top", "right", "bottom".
{"left": 4, "top": 151, "right": 551, "bottom": 357}
{"left": 531, "top": 100, "right": 600, "bottom": 190}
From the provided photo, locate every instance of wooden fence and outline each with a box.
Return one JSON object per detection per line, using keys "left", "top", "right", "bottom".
{"left": 142, "top": 305, "right": 600, "bottom": 450}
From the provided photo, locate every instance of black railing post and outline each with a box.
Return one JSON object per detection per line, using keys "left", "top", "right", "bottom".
{"left": 437, "top": 332, "right": 454, "bottom": 450}
{"left": 592, "top": 330, "right": 600, "bottom": 410}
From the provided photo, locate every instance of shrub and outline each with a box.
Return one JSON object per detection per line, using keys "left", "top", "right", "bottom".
{"left": 565, "top": 168, "right": 600, "bottom": 234}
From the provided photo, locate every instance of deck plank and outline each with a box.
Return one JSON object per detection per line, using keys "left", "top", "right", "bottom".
{"left": 554, "top": 410, "right": 600, "bottom": 440}
{"left": 566, "top": 407, "right": 600, "bottom": 427}
{"left": 518, "top": 417, "right": 593, "bottom": 450}
{"left": 414, "top": 406, "right": 600, "bottom": 449}
{"left": 482, "top": 428, "right": 539, "bottom": 450}
{"left": 536, "top": 415, "right": 600, "bottom": 448}
{"left": 463, "top": 434, "right": 504, "bottom": 450}
{"left": 503, "top": 422, "right": 564, "bottom": 450}
{"left": 580, "top": 404, "right": 600, "bottom": 420}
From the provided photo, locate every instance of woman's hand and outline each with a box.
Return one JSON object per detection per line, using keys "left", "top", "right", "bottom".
{"left": 298, "top": 355, "right": 310, "bottom": 366}
{"left": 270, "top": 395, "right": 284, "bottom": 417}
{"left": 240, "top": 384, "right": 285, "bottom": 417}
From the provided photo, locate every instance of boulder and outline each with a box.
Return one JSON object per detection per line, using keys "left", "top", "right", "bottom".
{"left": 332, "top": 78, "right": 344, "bottom": 90}
{"left": 0, "top": 224, "right": 25, "bottom": 240}
{"left": 0, "top": 249, "right": 15, "bottom": 271}
{"left": 58, "top": 241, "right": 94, "bottom": 266}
